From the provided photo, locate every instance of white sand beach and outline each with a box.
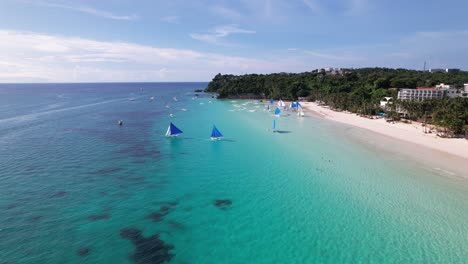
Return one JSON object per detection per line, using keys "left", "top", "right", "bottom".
{"left": 301, "top": 102, "right": 468, "bottom": 160}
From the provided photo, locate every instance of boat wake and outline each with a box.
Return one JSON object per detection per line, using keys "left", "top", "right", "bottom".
{"left": 0, "top": 98, "right": 125, "bottom": 125}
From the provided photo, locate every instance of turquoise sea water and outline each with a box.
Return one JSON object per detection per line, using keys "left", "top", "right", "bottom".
{"left": 1, "top": 83, "right": 468, "bottom": 263}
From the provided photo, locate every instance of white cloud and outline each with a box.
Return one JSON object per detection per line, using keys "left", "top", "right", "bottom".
{"left": 303, "top": 0, "right": 321, "bottom": 13}
{"left": 160, "top": 16, "right": 180, "bottom": 24}
{"left": 20, "top": 0, "right": 137, "bottom": 20}
{"left": 0, "top": 29, "right": 286, "bottom": 82}
{"left": 302, "top": 0, "right": 369, "bottom": 15}
{"left": 211, "top": 6, "right": 243, "bottom": 20}
{"left": 190, "top": 25, "right": 256, "bottom": 45}
{"left": 345, "top": 0, "right": 369, "bottom": 15}
{"left": 304, "top": 50, "right": 365, "bottom": 61}
{"left": 0, "top": 29, "right": 466, "bottom": 83}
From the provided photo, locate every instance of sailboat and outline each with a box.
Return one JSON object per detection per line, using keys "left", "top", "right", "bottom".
{"left": 210, "top": 125, "right": 223, "bottom": 140}
{"left": 278, "top": 99, "right": 285, "bottom": 108}
{"left": 165, "top": 122, "right": 183, "bottom": 137}
{"left": 272, "top": 119, "right": 277, "bottom": 132}
{"left": 274, "top": 107, "right": 281, "bottom": 116}
{"left": 291, "top": 102, "right": 297, "bottom": 110}
{"left": 267, "top": 104, "right": 270, "bottom": 112}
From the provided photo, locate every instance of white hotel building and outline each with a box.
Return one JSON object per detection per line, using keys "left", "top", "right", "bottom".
{"left": 397, "top": 87, "right": 444, "bottom": 101}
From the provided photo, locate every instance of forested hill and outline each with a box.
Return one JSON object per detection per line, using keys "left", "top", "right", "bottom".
{"left": 205, "top": 68, "right": 468, "bottom": 100}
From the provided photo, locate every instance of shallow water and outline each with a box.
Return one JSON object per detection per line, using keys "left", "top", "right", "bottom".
{"left": 0, "top": 83, "right": 467, "bottom": 263}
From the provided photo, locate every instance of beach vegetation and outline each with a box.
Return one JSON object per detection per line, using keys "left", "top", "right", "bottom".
{"left": 205, "top": 68, "right": 468, "bottom": 136}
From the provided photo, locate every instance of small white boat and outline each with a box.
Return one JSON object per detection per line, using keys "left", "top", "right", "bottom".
{"left": 169, "top": 113, "right": 174, "bottom": 118}
{"left": 210, "top": 125, "right": 223, "bottom": 140}
{"left": 150, "top": 96, "right": 155, "bottom": 100}
{"left": 165, "top": 123, "right": 183, "bottom": 137}
{"left": 274, "top": 107, "right": 281, "bottom": 116}
{"left": 173, "top": 97, "right": 178, "bottom": 102}
{"left": 181, "top": 108, "right": 187, "bottom": 112}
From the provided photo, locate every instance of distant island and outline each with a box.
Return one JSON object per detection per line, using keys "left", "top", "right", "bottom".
{"left": 205, "top": 68, "right": 468, "bottom": 136}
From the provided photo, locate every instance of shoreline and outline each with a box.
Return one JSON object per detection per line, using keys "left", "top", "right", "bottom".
{"left": 301, "top": 102, "right": 468, "bottom": 161}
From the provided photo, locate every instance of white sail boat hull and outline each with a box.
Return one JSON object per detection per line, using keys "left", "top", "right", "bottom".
{"left": 165, "top": 126, "right": 171, "bottom": 137}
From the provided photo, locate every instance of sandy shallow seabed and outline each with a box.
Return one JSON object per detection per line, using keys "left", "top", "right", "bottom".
{"left": 301, "top": 101, "right": 468, "bottom": 179}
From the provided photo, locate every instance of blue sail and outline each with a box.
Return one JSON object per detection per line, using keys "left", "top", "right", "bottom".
{"left": 297, "top": 102, "right": 302, "bottom": 108}
{"left": 274, "top": 107, "right": 281, "bottom": 115}
{"left": 291, "top": 102, "right": 297, "bottom": 108}
{"left": 272, "top": 119, "right": 276, "bottom": 130}
{"left": 211, "top": 125, "right": 223, "bottom": 138}
{"left": 166, "top": 122, "right": 183, "bottom": 136}
{"left": 267, "top": 104, "right": 270, "bottom": 111}
{"left": 270, "top": 98, "right": 274, "bottom": 104}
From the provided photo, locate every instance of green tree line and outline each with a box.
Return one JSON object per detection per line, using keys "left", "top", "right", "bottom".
{"left": 205, "top": 68, "right": 468, "bottom": 136}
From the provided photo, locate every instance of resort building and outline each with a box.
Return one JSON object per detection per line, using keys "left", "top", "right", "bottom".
{"left": 436, "top": 83, "right": 459, "bottom": 98}
{"left": 397, "top": 87, "right": 444, "bottom": 101}
{"left": 435, "top": 83, "right": 455, "bottom": 89}
{"left": 398, "top": 83, "right": 467, "bottom": 101}
{"left": 429, "top": 68, "right": 460, "bottom": 73}
{"left": 379, "top": 97, "right": 393, "bottom": 110}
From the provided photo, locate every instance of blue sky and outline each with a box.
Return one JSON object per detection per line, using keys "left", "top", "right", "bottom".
{"left": 0, "top": 0, "right": 467, "bottom": 82}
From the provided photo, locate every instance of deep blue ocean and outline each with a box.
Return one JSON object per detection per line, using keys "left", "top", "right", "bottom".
{"left": 1, "top": 83, "right": 468, "bottom": 263}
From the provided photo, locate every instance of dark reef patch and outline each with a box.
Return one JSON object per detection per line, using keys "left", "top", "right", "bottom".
{"left": 50, "top": 191, "right": 67, "bottom": 198}
{"left": 117, "top": 175, "right": 146, "bottom": 183}
{"left": 92, "top": 167, "right": 122, "bottom": 176}
{"left": 166, "top": 201, "right": 178, "bottom": 207}
{"left": 145, "top": 212, "right": 165, "bottom": 222}
{"left": 28, "top": 215, "right": 43, "bottom": 223}
{"left": 6, "top": 204, "right": 17, "bottom": 210}
{"left": 145, "top": 203, "right": 177, "bottom": 223}
{"left": 167, "top": 220, "right": 185, "bottom": 231}
{"left": 114, "top": 141, "right": 161, "bottom": 159}
{"left": 25, "top": 165, "right": 43, "bottom": 172}
{"left": 87, "top": 213, "right": 110, "bottom": 221}
{"left": 120, "top": 227, "right": 174, "bottom": 264}
{"left": 77, "top": 246, "right": 91, "bottom": 257}
{"left": 214, "top": 199, "right": 232, "bottom": 210}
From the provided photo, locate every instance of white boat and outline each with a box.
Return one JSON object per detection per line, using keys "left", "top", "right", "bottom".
{"left": 274, "top": 107, "right": 281, "bottom": 116}
{"left": 278, "top": 99, "right": 286, "bottom": 108}
{"left": 210, "top": 125, "right": 223, "bottom": 140}
{"left": 165, "top": 123, "right": 183, "bottom": 137}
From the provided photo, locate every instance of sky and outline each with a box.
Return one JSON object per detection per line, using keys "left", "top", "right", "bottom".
{"left": 0, "top": 0, "right": 467, "bottom": 82}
